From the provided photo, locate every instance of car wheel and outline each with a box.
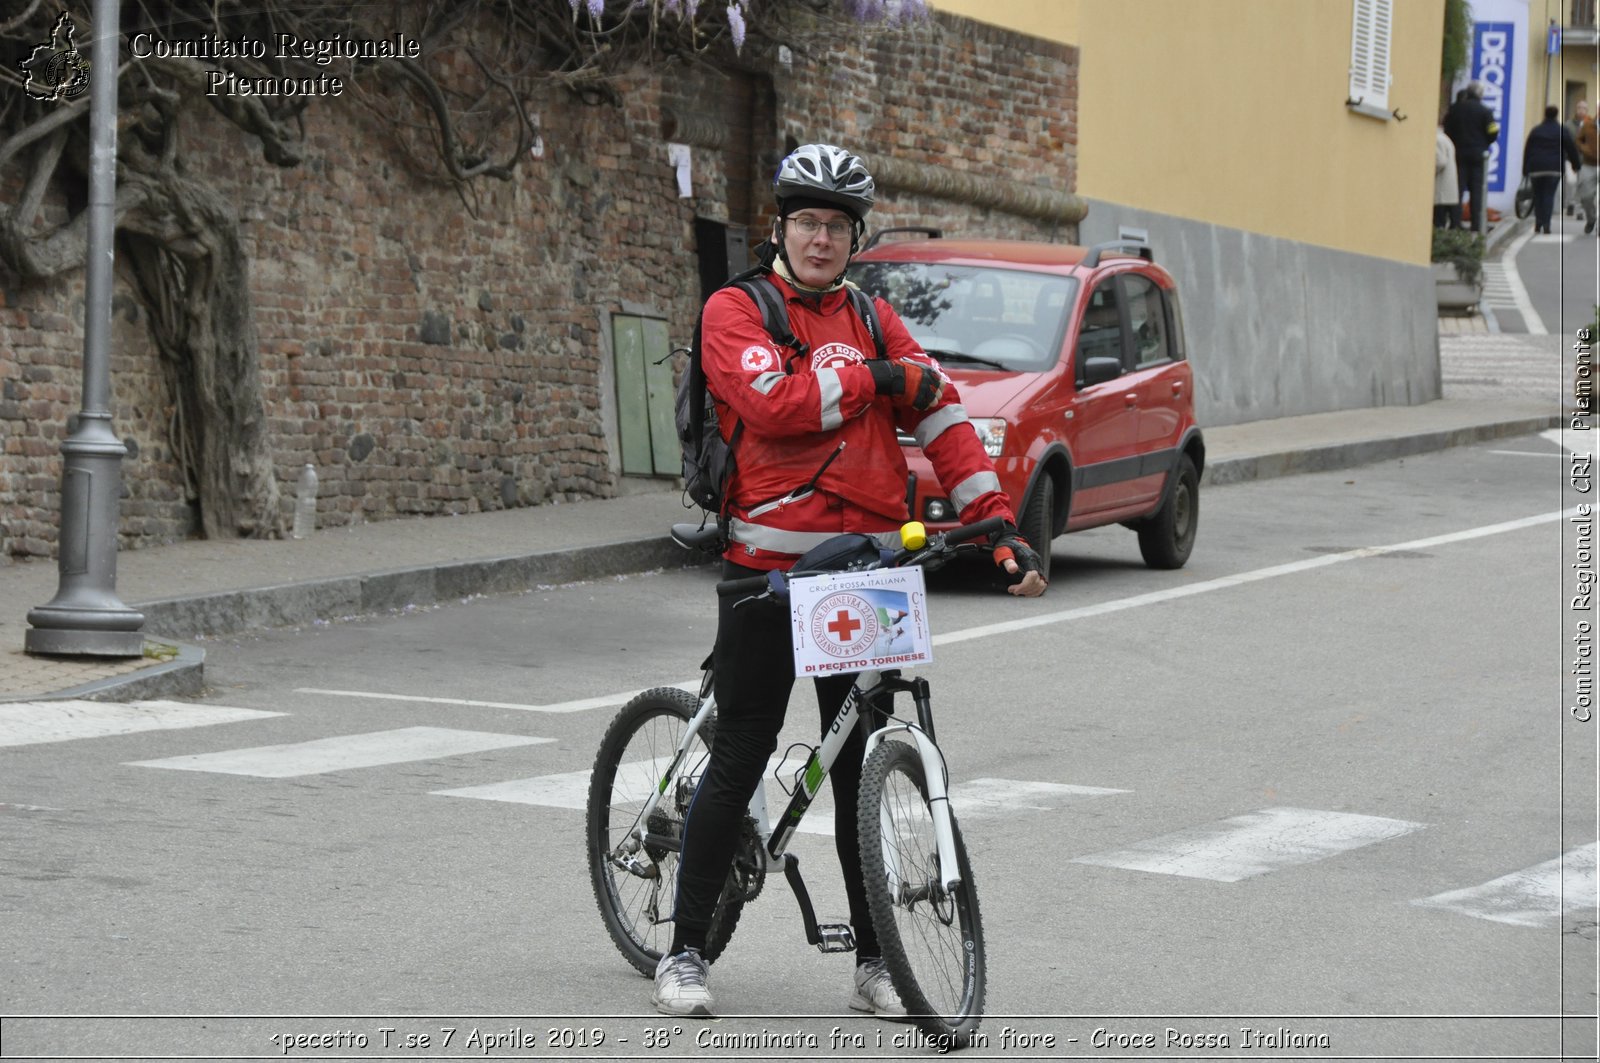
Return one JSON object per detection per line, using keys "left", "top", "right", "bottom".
{"left": 1137, "top": 455, "right": 1198, "bottom": 569}
{"left": 1018, "top": 476, "right": 1054, "bottom": 583}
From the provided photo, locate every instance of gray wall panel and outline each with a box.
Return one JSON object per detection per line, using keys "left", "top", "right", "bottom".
{"left": 1079, "top": 201, "right": 1442, "bottom": 427}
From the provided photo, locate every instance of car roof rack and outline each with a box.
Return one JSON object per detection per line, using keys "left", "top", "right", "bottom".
{"left": 1082, "top": 240, "right": 1154, "bottom": 268}
{"left": 861, "top": 226, "right": 944, "bottom": 252}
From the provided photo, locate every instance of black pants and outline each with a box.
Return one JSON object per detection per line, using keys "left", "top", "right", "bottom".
{"left": 1433, "top": 204, "right": 1458, "bottom": 228}
{"left": 671, "top": 560, "right": 879, "bottom": 959}
{"left": 1531, "top": 174, "right": 1562, "bottom": 232}
{"left": 1456, "top": 156, "right": 1486, "bottom": 232}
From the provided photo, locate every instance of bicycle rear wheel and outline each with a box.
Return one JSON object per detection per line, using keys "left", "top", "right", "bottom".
{"left": 586, "top": 687, "right": 743, "bottom": 976}
{"left": 857, "top": 739, "right": 986, "bottom": 1047}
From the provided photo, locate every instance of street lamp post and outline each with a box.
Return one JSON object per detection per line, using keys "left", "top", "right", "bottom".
{"left": 24, "top": 0, "right": 145, "bottom": 657}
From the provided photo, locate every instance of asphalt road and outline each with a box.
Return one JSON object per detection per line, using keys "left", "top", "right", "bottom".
{"left": 1496, "top": 214, "right": 1597, "bottom": 335}
{"left": 2, "top": 432, "right": 1594, "bottom": 1062}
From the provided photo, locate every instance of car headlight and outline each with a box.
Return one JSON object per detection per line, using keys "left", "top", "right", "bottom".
{"left": 972, "top": 418, "right": 1007, "bottom": 459}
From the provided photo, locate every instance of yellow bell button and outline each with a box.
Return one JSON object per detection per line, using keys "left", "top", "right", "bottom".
{"left": 900, "top": 521, "right": 927, "bottom": 550}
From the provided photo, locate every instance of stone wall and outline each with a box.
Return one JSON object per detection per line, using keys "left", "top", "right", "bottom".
{"left": 0, "top": 12, "right": 1078, "bottom": 561}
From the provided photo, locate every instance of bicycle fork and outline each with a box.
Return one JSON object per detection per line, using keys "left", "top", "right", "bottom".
{"left": 765, "top": 671, "right": 962, "bottom": 950}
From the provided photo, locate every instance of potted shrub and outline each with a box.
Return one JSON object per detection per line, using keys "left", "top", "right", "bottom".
{"left": 1431, "top": 228, "right": 1484, "bottom": 312}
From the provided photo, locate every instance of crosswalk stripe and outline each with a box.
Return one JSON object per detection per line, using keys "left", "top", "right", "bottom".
{"left": 128, "top": 726, "right": 551, "bottom": 778}
{"left": 1071, "top": 806, "right": 1426, "bottom": 882}
{"left": 1412, "top": 843, "right": 1598, "bottom": 928}
{"left": 294, "top": 683, "right": 701, "bottom": 714}
{"left": 434, "top": 768, "right": 1127, "bottom": 838}
{"left": 0, "top": 700, "right": 282, "bottom": 749}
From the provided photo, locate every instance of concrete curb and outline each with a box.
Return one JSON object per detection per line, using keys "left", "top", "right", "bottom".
{"left": 132, "top": 535, "right": 716, "bottom": 640}
{"left": 0, "top": 639, "right": 205, "bottom": 703}
{"left": 1202, "top": 411, "right": 1563, "bottom": 486}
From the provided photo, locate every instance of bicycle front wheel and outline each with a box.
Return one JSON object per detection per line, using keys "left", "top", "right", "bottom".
{"left": 586, "top": 687, "right": 742, "bottom": 976}
{"left": 858, "top": 739, "right": 986, "bottom": 1047}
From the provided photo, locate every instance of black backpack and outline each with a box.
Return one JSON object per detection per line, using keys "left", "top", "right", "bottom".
{"left": 675, "top": 267, "right": 887, "bottom": 517}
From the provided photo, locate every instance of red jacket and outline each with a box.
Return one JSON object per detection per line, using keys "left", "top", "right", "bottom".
{"left": 702, "top": 271, "right": 1016, "bottom": 570}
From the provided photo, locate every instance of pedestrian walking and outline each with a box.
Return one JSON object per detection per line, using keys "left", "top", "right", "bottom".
{"left": 1577, "top": 102, "right": 1599, "bottom": 234}
{"left": 1563, "top": 101, "right": 1588, "bottom": 216}
{"left": 1522, "top": 105, "right": 1581, "bottom": 235}
{"left": 1435, "top": 118, "right": 1460, "bottom": 229}
{"left": 1444, "top": 82, "right": 1499, "bottom": 233}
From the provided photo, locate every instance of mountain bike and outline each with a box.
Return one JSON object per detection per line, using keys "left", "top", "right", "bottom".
{"left": 586, "top": 516, "right": 1003, "bottom": 1048}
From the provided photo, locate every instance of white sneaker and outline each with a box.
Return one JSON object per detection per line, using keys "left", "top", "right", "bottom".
{"left": 653, "top": 948, "right": 714, "bottom": 1017}
{"left": 848, "top": 957, "right": 910, "bottom": 1021}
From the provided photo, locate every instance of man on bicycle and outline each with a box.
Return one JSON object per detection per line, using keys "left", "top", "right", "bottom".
{"left": 655, "top": 143, "right": 1047, "bottom": 1019}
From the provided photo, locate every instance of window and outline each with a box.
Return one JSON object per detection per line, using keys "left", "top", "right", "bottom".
{"left": 848, "top": 262, "right": 1075, "bottom": 372}
{"left": 1122, "top": 275, "right": 1171, "bottom": 369}
{"left": 1348, "top": 0, "right": 1393, "bottom": 119}
{"left": 1166, "top": 288, "right": 1188, "bottom": 361}
{"left": 1076, "top": 282, "right": 1125, "bottom": 381}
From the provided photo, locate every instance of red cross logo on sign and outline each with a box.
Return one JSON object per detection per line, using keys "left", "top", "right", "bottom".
{"left": 810, "top": 592, "right": 877, "bottom": 658}
{"left": 827, "top": 610, "right": 862, "bottom": 642}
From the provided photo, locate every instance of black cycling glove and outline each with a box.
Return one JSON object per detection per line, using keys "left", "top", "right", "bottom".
{"left": 867, "top": 359, "right": 944, "bottom": 411}
{"left": 989, "top": 521, "right": 1045, "bottom": 580}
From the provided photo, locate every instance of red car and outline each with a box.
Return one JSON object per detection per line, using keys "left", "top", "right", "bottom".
{"left": 848, "top": 232, "right": 1204, "bottom": 580}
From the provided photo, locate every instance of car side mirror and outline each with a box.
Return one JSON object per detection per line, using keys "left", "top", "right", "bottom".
{"left": 1080, "top": 355, "right": 1123, "bottom": 387}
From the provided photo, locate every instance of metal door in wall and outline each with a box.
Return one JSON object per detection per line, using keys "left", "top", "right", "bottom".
{"left": 612, "top": 313, "right": 678, "bottom": 476}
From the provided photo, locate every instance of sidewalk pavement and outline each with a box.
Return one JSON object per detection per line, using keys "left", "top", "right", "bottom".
{"left": 0, "top": 358, "right": 1568, "bottom": 704}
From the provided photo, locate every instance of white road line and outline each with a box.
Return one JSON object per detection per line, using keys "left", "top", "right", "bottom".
{"left": 1071, "top": 806, "right": 1426, "bottom": 882}
{"left": 1501, "top": 227, "right": 1547, "bottom": 334}
{"left": 1412, "top": 843, "right": 1599, "bottom": 928}
{"left": 128, "top": 726, "right": 551, "bottom": 778}
{"left": 435, "top": 769, "right": 1127, "bottom": 837}
{"left": 435, "top": 767, "right": 597, "bottom": 810}
{"left": 953, "top": 777, "right": 1130, "bottom": 813}
{"left": 1543, "top": 427, "right": 1598, "bottom": 460}
{"left": 0, "top": 700, "right": 282, "bottom": 749}
{"left": 935, "top": 510, "right": 1570, "bottom": 647}
{"left": 1488, "top": 450, "right": 1567, "bottom": 457}
{"left": 294, "top": 684, "right": 700, "bottom": 714}
{"left": 315, "top": 512, "right": 1568, "bottom": 716}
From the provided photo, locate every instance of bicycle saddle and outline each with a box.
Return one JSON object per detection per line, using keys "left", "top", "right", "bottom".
{"left": 671, "top": 523, "right": 723, "bottom": 551}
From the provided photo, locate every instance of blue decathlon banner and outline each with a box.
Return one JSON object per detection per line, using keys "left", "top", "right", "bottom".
{"left": 1470, "top": 22, "right": 1515, "bottom": 194}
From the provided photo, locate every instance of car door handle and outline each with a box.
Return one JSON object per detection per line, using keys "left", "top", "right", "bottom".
{"left": 1171, "top": 382, "right": 1184, "bottom": 396}
{"left": 1123, "top": 393, "right": 1138, "bottom": 407}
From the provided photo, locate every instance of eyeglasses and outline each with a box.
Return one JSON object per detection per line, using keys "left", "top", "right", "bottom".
{"left": 788, "top": 215, "right": 854, "bottom": 241}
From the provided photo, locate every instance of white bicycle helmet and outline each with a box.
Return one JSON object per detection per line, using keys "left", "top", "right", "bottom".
{"left": 773, "top": 144, "right": 876, "bottom": 220}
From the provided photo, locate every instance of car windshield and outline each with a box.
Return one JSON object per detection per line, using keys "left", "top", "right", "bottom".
{"left": 848, "top": 261, "right": 1077, "bottom": 372}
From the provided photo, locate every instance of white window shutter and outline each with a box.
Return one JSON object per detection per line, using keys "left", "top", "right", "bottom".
{"left": 1349, "top": 0, "right": 1393, "bottom": 114}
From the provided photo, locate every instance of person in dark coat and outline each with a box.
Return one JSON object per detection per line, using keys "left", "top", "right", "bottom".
{"left": 1444, "top": 82, "right": 1500, "bottom": 232}
{"left": 1523, "top": 105, "right": 1582, "bottom": 234}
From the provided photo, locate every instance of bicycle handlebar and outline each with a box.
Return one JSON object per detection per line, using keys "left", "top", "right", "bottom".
{"left": 714, "top": 516, "right": 1006, "bottom": 599}
{"left": 940, "top": 515, "right": 1005, "bottom": 546}
{"left": 716, "top": 571, "right": 781, "bottom": 598}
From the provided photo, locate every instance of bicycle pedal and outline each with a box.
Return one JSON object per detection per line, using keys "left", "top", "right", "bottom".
{"left": 814, "top": 924, "right": 855, "bottom": 953}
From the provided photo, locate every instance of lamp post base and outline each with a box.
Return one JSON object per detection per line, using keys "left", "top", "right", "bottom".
{"left": 25, "top": 415, "right": 146, "bottom": 659}
{"left": 24, "top": 622, "right": 146, "bottom": 657}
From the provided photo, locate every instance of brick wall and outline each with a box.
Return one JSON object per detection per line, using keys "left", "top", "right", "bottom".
{"left": 0, "top": 13, "right": 1077, "bottom": 561}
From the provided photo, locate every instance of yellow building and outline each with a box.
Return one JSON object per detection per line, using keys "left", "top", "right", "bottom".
{"left": 933, "top": 0, "right": 1444, "bottom": 266}
{"left": 928, "top": 0, "right": 1448, "bottom": 424}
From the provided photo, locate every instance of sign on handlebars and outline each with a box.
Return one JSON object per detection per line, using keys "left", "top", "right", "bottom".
{"left": 788, "top": 566, "right": 933, "bottom": 677}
